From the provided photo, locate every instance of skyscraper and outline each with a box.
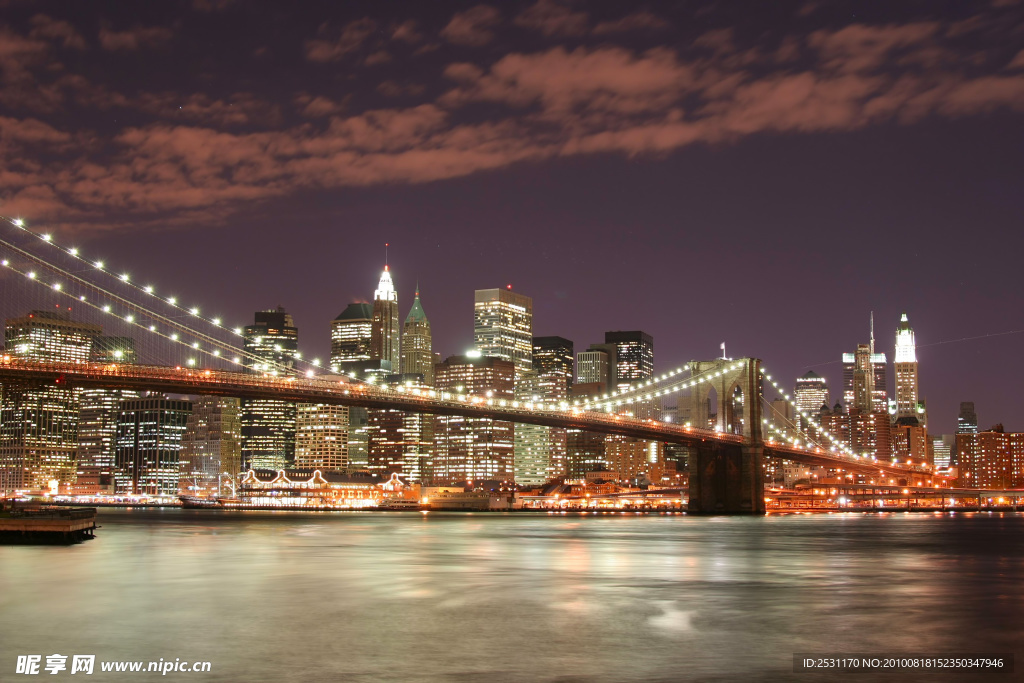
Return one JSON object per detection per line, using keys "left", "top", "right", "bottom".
{"left": 180, "top": 396, "right": 241, "bottom": 493}
{"left": 957, "top": 402, "right": 979, "bottom": 435}
{"left": 894, "top": 313, "right": 920, "bottom": 420}
{"left": 474, "top": 287, "right": 533, "bottom": 376}
{"left": 115, "top": 396, "right": 192, "bottom": 495}
{"left": 78, "top": 336, "right": 139, "bottom": 490}
{"left": 576, "top": 348, "right": 611, "bottom": 388}
{"left": 532, "top": 336, "right": 574, "bottom": 398}
{"left": 366, "top": 374, "right": 433, "bottom": 482}
{"left": 605, "top": 331, "right": 653, "bottom": 390}
{"left": 371, "top": 265, "right": 400, "bottom": 372}
{"left": 400, "top": 287, "right": 433, "bottom": 384}
{"left": 331, "top": 303, "right": 374, "bottom": 371}
{"left": 241, "top": 307, "right": 298, "bottom": 471}
{"left": 0, "top": 311, "right": 101, "bottom": 491}
{"left": 842, "top": 316, "right": 887, "bottom": 412}
{"left": 794, "top": 371, "right": 829, "bottom": 432}
{"left": 433, "top": 354, "right": 515, "bottom": 484}
{"left": 295, "top": 402, "right": 349, "bottom": 472}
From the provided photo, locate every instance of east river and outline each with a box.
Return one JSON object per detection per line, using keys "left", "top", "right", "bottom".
{"left": 2, "top": 509, "right": 1022, "bottom": 682}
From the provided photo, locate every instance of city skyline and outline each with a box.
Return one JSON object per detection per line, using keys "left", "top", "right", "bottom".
{"left": 0, "top": 0, "right": 1021, "bottom": 436}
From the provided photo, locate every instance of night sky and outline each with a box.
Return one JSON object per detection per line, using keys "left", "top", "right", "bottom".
{"left": 2, "top": 0, "right": 1023, "bottom": 434}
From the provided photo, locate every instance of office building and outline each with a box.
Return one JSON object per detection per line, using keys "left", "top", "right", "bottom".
{"left": 474, "top": 287, "right": 533, "bottom": 376}
{"left": 931, "top": 434, "right": 955, "bottom": 469}
{"left": 115, "top": 396, "right": 192, "bottom": 495}
{"left": 180, "top": 397, "right": 242, "bottom": 493}
{"left": 0, "top": 311, "right": 101, "bottom": 491}
{"left": 331, "top": 303, "right": 374, "bottom": 372}
{"left": 532, "top": 336, "right": 573, "bottom": 397}
{"left": 401, "top": 287, "right": 433, "bottom": 384}
{"left": 433, "top": 354, "right": 515, "bottom": 483}
{"left": 576, "top": 348, "right": 611, "bottom": 388}
{"left": 842, "top": 316, "right": 887, "bottom": 412}
{"left": 371, "top": 265, "right": 400, "bottom": 372}
{"left": 367, "top": 374, "right": 433, "bottom": 482}
{"left": 605, "top": 331, "right": 653, "bottom": 390}
{"left": 893, "top": 313, "right": 920, "bottom": 420}
{"left": 241, "top": 307, "right": 299, "bottom": 471}
{"left": 794, "top": 371, "right": 829, "bottom": 433}
{"left": 958, "top": 426, "right": 1024, "bottom": 488}
{"left": 295, "top": 401, "right": 349, "bottom": 473}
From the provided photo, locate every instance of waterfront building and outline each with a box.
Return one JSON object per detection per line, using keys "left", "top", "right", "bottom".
{"left": 371, "top": 265, "right": 400, "bottom": 372}
{"left": 331, "top": 303, "right": 374, "bottom": 372}
{"left": 794, "top": 371, "right": 829, "bottom": 433}
{"left": 433, "top": 354, "right": 515, "bottom": 484}
{"left": 180, "top": 397, "right": 242, "bottom": 494}
{"left": 604, "top": 435, "right": 664, "bottom": 484}
{"left": 511, "top": 336, "right": 573, "bottom": 485}
{"left": 474, "top": 287, "right": 533, "bottom": 377}
{"left": 115, "top": 396, "right": 192, "bottom": 495}
{"left": 295, "top": 401, "right": 349, "bottom": 473}
{"left": 0, "top": 311, "right": 101, "bottom": 491}
{"left": 400, "top": 287, "right": 433, "bottom": 384}
{"left": 957, "top": 426, "right": 1024, "bottom": 488}
{"left": 955, "top": 401, "right": 979, "bottom": 468}
{"left": 892, "top": 417, "right": 930, "bottom": 467}
{"left": 241, "top": 307, "right": 299, "bottom": 471}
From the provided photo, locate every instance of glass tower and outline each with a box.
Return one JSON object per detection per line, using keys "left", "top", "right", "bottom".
{"left": 241, "top": 307, "right": 299, "bottom": 471}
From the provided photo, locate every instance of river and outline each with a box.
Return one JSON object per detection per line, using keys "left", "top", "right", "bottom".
{"left": 2, "top": 509, "right": 1021, "bottom": 682}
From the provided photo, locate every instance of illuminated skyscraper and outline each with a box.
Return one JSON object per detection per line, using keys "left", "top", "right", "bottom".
{"left": 180, "top": 396, "right": 242, "bottom": 493}
{"left": 371, "top": 265, "right": 400, "bottom": 372}
{"left": 894, "top": 313, "right": 920, "bottom": 420}
{"left": 474, "top": 287, "right": 533, "bottom": 377}
{"left": 400, "top": 287, "right": 433, "bottom": 384}
{"left": 793, "top": 371, "right": 829, "bottom": 432}
{"left": 433, "top": 354, "right": 515, "bottom": 484}
{"left": 512, "top": 336, "right": 573, "bottom": 484}
{"left": 605, "top": 331, "right": 653, "bottom": 390}
{"left": 0, "top": 311, "right": 101, "bottom": 491}
{"left": 241, "top": 307, "right": 298, "bottom": 471}
{"left": 295, "top": 401, "right": 349, "bottom": 472}
{"left": 78, "top": 337, "right": 139, "bottom": 491}
{"left": 331, "top": 303, "right": 374, "bottom": 371}
{"left": 115, "top": 396, "right": 192, "bottom": 495}
{"left": 532, "top": 336, "right": 573, "bottom": 397}
{"left": 367, "top": 374, "right": 433, "bottom": 482}
{"left": 842, "top": 316, "right": 887, "bottom": 413}
{"left": 576, "top": 348, "right": 611, "bottom": 388}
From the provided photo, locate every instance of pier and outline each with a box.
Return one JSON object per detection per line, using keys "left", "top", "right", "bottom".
{"left": 0, "top": 505, "right": 97, "bottom": 544}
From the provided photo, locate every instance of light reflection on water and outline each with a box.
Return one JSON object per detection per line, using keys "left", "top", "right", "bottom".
{"left": 2, "top": 510, "right": 1022, "bottom": 682}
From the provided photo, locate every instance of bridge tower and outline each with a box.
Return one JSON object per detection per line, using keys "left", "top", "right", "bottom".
{"left": 684, "top": 357, "right": 764, "bottom": 514}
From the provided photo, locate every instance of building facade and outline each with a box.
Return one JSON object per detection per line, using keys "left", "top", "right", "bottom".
{"left": 400, "top": 288, "right": 433, "bottom": 384}
{"left": 295, "top": 401, "right": 349, "bottom": 473}
{"left": 241, "top": 307, "right": 299, "bottom": 471}
{"left": 474, "top": 288, "right": 533, "bottom": 377}
{"left": 180, "top": 396, "right": 242, "bottom": 493}
{"left": 371, "top": 265, "right": 400, "bottom": 372}
{"left": 433, "top": 354, "right": 515, "bottom": 484}
{"left": 115, "top": 396, "right": 192, "bottom": 495}
{"left": 331, "top": 303, "right": 374, "bottom": 372}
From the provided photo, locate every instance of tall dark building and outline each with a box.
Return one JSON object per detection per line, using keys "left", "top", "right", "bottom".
{"left": 331, "top": 303, "right": 374, "bottom": 371}
{"left": 115, "top": 396, "right": 192, "bottom": 495}
{"left": 532, "top": 336, "right": 574, "bottom": 397}
{"left": 605, "top": 330, "right": 653, "bottom": 390}
{"left": 954, "top": 401, "right": 979, "bottom": 467}
{"left": 241, "top": 307, "right": 299, "bottom": 471}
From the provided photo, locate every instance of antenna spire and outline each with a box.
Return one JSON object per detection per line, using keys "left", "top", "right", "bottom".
{"left": 869, "top": 311, "right": 875, "bottom": 354}
{"left": 385, "top": 242, "right": 389, "bottom": 270}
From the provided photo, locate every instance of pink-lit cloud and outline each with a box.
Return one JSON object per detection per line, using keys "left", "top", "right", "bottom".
{"left": 440, "top": 5, "right": 501, "bottom": 47}
{"left": 305, "top": 18, "right": 377, "bottom": 62}
{"left": 98, "top": 24, "right": 174, "bottom": 51}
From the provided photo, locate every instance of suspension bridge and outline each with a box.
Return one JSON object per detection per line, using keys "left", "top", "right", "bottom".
{"left": 0, "top": 216, "right": 936, "bottom": 513}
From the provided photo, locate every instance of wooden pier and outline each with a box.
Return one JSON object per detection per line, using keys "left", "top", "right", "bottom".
{"left": 0, "top": 505, "right": 97, "bottom": 544}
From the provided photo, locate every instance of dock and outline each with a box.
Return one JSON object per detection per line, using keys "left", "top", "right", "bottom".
{"left": 0, "top": 505, "right": 97, "bottom": 544}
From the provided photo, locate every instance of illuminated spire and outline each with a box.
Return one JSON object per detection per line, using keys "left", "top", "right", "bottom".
{"left": 374, "top": 264, "right": 396, "bottom": 302}
{"left": 894, "top": 312, "right": 916, "bottom": 363}
{"left": 405, "top": 284, "right": 427, "bottom": 323}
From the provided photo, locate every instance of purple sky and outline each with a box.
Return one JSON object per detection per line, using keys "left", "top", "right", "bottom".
{"left": 1, "top": 0, "right": 1023, "bottom": 433}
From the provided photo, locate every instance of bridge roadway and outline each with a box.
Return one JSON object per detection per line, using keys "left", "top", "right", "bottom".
{"left": 0, "top": 358, "right": 925, "bottom": 480}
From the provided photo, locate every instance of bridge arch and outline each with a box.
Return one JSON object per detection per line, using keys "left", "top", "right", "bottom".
{"left": 685, "top": 358, "right": 762, "bottom": 442}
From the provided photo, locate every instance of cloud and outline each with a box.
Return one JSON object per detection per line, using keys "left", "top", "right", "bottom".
{"left": 390, "top": 20, "right": 421, "bottom": 44}
{"left": 440, "top": 5, "right": 501, "bottom": 46}
{"left": 592, "top": 11, "right": 670, "bottom": 35}
{"left": 295, "top": 94, "right": 346, "bottom": 118}
{"left": 514, "top": 0, "right": 589, "bottom": 37}
{"left": 304, "top": 18, "right": 377, "bottom": 62}
{"left": 29, "top": 15, "right": 86, "bottom": 49}
{"left": 135, "top": 92, "right": 282, "bottom": 127}
{"left": 376, "top": 81, "right": 427, "bottom": 98}
{"left": 98, "top": 24, "right": 174, "bottom": 51}
{"left": 1008, "top": 50, "right": 1024, "bottom": 69}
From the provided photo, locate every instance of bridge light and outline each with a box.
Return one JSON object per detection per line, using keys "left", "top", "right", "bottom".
{"left": 232, "top": 357, "right": 241, "bottom": 364}
{"left": 190, "top": 307, "right": 199, "bottom": 316}
{"left": 212, "top": 318, "right": 221, "bottom": 325}
{"left": 168, "top": 297, "right": 177, "bottom": 305}
{"left": 213, "top": 350, "right": 220, "bottom": 357}
{"left": 149, "top": 325, "right": 156, "bottom": 331}
{"left": 192, "top": 342, "right": 200, "bottom": 349}
{"left": 52, "top": 283, "right": 61, "bottom": 291}
{"left": 312, "top": 358, "right": 321, "bottom": 366}
{"left": 69, "top": 248, "right": 78, "bottom": 256}
{"left": 187, "top": 358, "right": 196, "bottom": 366}
{"left": 120, "top": 273, "right": 130, "bottom": 282}
{"left": 27, "top": 271, "right": 35, "bottom": 279}
{"left": 94, "top": 261, "right": 104, "bottom": 269}
{"left": 125, "top": 314, "right": 134, "bottom": 323}
{"left": 13, "top": 219, "right": 23, "bottom": 226}
{"left": 102, "top": 304, "right": 110, "bottom": 312}
{"left": 1, "top": 259, "right": 7, "bottom": 266}
{"left": 41, "top": 233, "right": 51, "bottom": 242}
{"left": 170, "top": 333, "right": 179, "bottom": 341}
{"left": 233, "top": 328, "right": 243, "bottom": 335}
